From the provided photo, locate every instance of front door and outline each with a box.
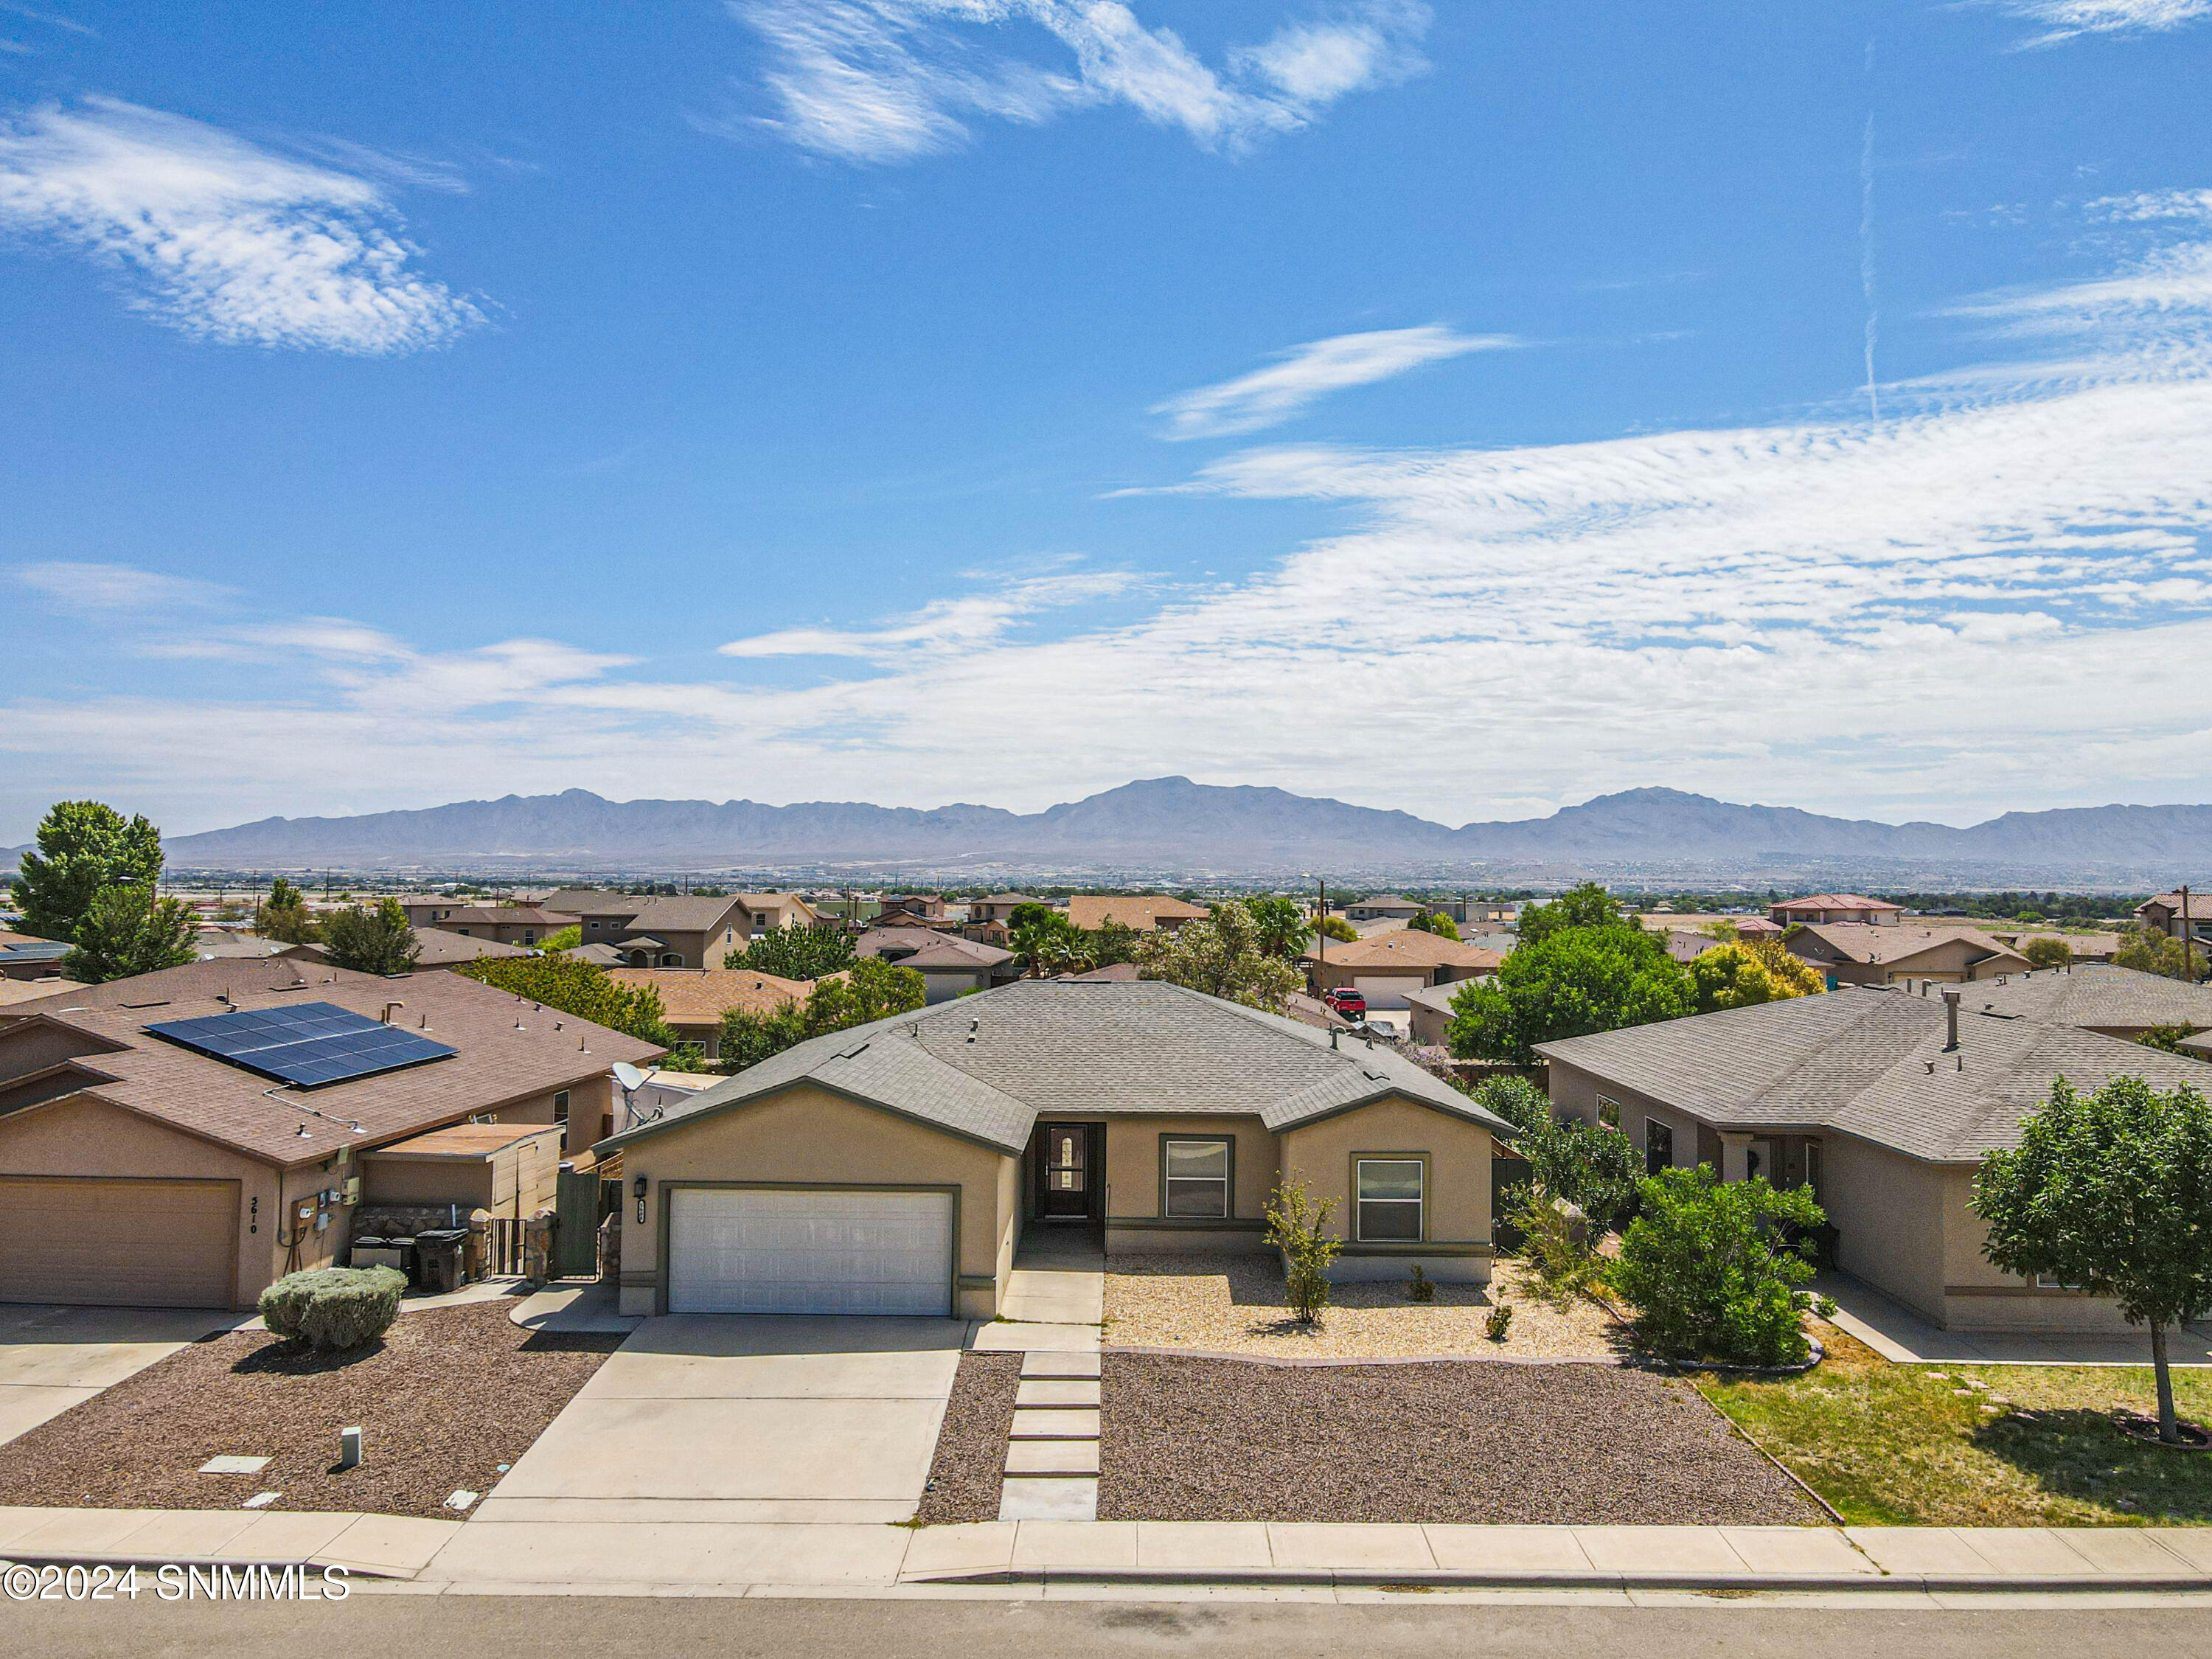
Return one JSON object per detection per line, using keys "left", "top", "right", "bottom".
{"left": 1034, "top": 1123, "right": 1098, "bottom": 1220}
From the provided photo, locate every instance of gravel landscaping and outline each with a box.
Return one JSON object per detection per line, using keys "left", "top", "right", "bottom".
{"left": 917, "top": 1350, "right": 1020, "bottom": 1523}
{"left": 1100, "top": 1352, "right": 1818, "bottom": 1525}
{"left": 0, "top": 1300, "right": 622, "bottom": 1520}
{"left": 1105, "top": 1251, "right": 1632, "bottom": 1360}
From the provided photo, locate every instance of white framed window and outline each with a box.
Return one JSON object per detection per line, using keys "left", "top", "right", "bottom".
{"left": 554, "top": 1089, "right": 571, "bottom": 1124}
{"left": 1163, "top": 1138, "right": 1230, "bottom": 1218}
{"left": 1355, "top": 1158, "right": 1424, "bottom": 1242}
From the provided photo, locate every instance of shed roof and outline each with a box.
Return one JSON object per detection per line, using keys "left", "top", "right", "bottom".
{"left": 365, "top": 1121, "right": 561, "bottom": 1159}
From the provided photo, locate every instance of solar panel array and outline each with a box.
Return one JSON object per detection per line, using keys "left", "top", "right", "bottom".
{"left": 145, "top": 1001, "right": 458, "bottom": 1088}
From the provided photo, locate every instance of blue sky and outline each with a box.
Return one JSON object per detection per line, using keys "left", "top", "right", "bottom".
{"left": 2, "top": 1, "right": 2210, "bottom": 841}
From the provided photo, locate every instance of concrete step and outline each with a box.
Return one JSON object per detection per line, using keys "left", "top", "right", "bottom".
{"left": 1016, "top": 1378, "right": 1100, "bottom": 1408}
{"left": 1005, "top": 1439, "right": 1101, "bottom": 1477}
{"left": 996, "top": 1477, "right": 1098, "bottom": 1523}
{"left": 1020, "top": 1350, "right": 1101, "bottom": 1380}
{"left": 1009, "top": 1408, "right": 1099, "bottom": 1440}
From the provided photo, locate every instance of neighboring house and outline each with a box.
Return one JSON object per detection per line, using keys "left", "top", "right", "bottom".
{"left": 596, "top": 978, "right": 1517, "bottom": 1318}
{"left": 1066, "top": 895, "right": 1211, "bottom": 933}
{"left": 0, "top": 978, "right": 77, "bottom": 1009}
{"left": 396, "top": 906, "right": 578, "bottom": 949}
{"left": 287, "top": 925, "right": 533, "bottom": 973}
{"left": 1301, "top": 932, "right": 1503, "bottom": 1009}
{"left": 855, "top": 925, "right": 1020, "bottom": 1004}
{"left": 1660, "top": 929, "right": 1724, "bottom": 965}
{"left": 532, "top": 888, "right": 629, "bottom": 917}
{"left": 0, "top": 936, "right": 73, "bottom": 981}
{"left": 968, "top": 893, "right": 1045, "bottom": 928}
{"left": 1343, "top": 894, "right": 1423, "bottom": 922}
{"left": 2135, "top": 889, "right": 2212, "bottom": 946}
{"left": 1990, "top": 930, "right": 2125, "bottom": 964}
{"left": 877, "top": 894, "right": 948, "bottom": 924}
{"left": 733, "top": 892, "right": 824, "bottom": 939}
{"left": 1784, "top": 923, "right": 2029, "bottom": 988}
{"left": 0, "top": 961, "right": 661, "bottom": 1310}
{"left": 1768, "top": 894, "right": 1906, "bottom": 928}
{"left": 1403, "top": 979, "right": 1481, "bottom": 1048}
{"left": 1935, "top": 964, "right": 2212, "bottom": 1041}
{"left": 1537, "top": 985, "right": 2212, "bottom": 1336}
{"left": 603, "top": 967, "right": 815, "bottom": 1060}
{"left": 567, "top": 895, "right": 751, "bottom": 968}
{"left": 1058, "top": 962, "right": 1142, "bottom": 984}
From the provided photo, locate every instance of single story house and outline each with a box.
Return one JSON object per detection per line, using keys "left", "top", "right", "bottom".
{"left": 1784, "top": 923, "right": 2030, "bottom": 988}
{"left": 1066, "top": 895, "right": 1211, "bottom": 933}
{"left": 1303, "top": 932, "right": 1503, "bottom": 1009}
{"left": 1403, "top": 979, "right": 1479, "bottom": 1048}
{"left": 595, "top": 979, "right": 1517, "bottom": 1319}
{"left": 288, "top": 925, "right": 533, "bottom": 973}
{"left": 855, "top": 926, "right": 1020, "bottom": 1004}
{"left": 567, "top": 895, "right": 751, "bottom": 968}
{"left": 1991, "top": 929, "right": 2125, "bottom": 964}
{"left": 1343, "top": 894, "right": 1422, "bottom": 922}
{"left": 603, "top": 966, "right": 817, "bottom": 1059}
{"left": 0, "top": 961, "right": 661, "bottom": 1310}
{"left": 0, "top": 933, "right": 72, "bottom": 981}
{"left": 2135, "top": 889, "right": 2211, "bottom": 947}
{"left": 1934, "top": 964, "right": 2212, "bottom": 1041}
{"left": 1537, "top": 986, "right": 2212, "bottom": 1335}
{"left": 394, "top": 906, "right": 577, "bottom": 948}
{"left": 1769, "top": 894, "right": 1905, "bottom": 928}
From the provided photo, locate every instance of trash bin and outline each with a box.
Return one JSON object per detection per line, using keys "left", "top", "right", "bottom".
{"left": 348, "top": 1237, "right": 406, "bottom": 1273}
{"left": 414, "top": 1228, "right": 470, "bottom": 1295}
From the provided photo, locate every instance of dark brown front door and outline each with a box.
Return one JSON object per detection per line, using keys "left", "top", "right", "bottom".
{"left": 1035, "top": 1123, "right": 1098, "bottom": 1219}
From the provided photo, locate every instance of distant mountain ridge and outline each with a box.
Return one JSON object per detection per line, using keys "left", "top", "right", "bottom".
{"left": 153, "top": 779, "right": 2212, "bottom": 880}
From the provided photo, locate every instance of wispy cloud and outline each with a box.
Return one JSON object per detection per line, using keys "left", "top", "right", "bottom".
{"left": 2000, "top": 1, "right": 2212, "bottom": 47}
{"left": 725, "top": 1, "right": 1429, "bottom": 164}
{"left": 720, "top": 567, "right": 1134, "bottom": 659}
{"left": 0, "top": 97, "right": 481, "bottom": 352}
{"left": 0, "top": 2, "right": 93, "bottom": 36}
{"left": 1152, "top": 326, "right": 1513, "bottom": 441}
{"left": 12, "top": 560, "right": 232, "bottom": 613}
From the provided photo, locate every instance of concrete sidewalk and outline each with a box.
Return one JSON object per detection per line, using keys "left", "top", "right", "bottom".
{"left": 0, "top": 1505, "right": 459, "bottom": 1577}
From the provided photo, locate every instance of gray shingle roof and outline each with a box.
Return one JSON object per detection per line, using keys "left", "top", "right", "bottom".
{"left": 1537, "top": 987, "right": 2212, "bottom": 1164}
{"left": 1944, "top": 964, "right": 2212, "bottom": 1032}
{"left": 599, "top": 979, "right": 1514, "bottom": 1156}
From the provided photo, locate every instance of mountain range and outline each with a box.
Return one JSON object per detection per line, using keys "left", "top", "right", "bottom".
{"left": 138, "top": 779, "right": 2212, "bottom": 883}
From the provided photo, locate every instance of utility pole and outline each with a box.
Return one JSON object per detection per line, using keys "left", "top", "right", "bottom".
{"left": 1316, "top": 876, "right": 1327, "bottom": 967}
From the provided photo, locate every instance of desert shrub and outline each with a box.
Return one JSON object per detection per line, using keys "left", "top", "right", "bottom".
{"left": 1610, "top": 1166, "right": 1823, "bottom": 1366}
{"left": 1485, "top": 1304, "right": 1513, "bottom": 1342}
{"left": 1509, "top": 1189, "right": 1606, "bottom": 1306}
{"left": 1407, "top": 1264, "right": 1435, "bottom": 1302}
{"left": 1265, "top": 1178, "right": 1342, "bottom": 1324}
{"left": 260, "top": 1266, "right": 406, "bottom": 1352}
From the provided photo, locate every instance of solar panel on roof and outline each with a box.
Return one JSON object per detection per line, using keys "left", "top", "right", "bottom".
{"left": 145, "top": 1001, "right": 456, "bottom": 1088}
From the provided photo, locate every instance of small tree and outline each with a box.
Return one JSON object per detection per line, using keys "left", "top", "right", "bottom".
{"left": 1083, "top": 919, "right": 1142, "bottom": 968}
{"left": 320, "top": 899, "right": 421, "bottom": 976}
{"left": 716, "top": 956, "right": 926, "bottom": 1072}
{"left": 1974, "top": 1075, "right": 2212, "bottom": 1443}
{"left": 1685, "top": 938, "right": 1825, "bottom": 1014}
{"left": 1408, "top": 910, "right": 1461, "bottom": 941}
{"left": 1245, "top": 894, "right": 1315, "bottom": 960}
{"left": 2023, "top": 936, "right": 2073, "bottom": 971}
{"left": 726, "top": 923, "right": 856, "bottom": 979}
{"left": 2115, "top": 925, "right": 2208, "bottom": 984}
{"left": 1316, "top": 914, "right": 1358, "bottom": 943}
{"left": 1264, "top": 1177, "right": 1341, "bottom": 1324}
{"left": 1133, "top": 900, "right": 1301, "bottom": 1012}
{"left": 255, "top": 877, "right": 319, "bottom": 945}
{"left": 14, "top": 800, "right": 165, "bottom": 942}
{"left": 538, "top": 925, "right": 582, "bottom": 952}
{"left": 62, "top": 885, "right": 197, "bottom": 983}
{"left": 1610, "top": 1166, "right": 1825, "bottom": 1366}
{"left": 1010, "top": 912, "right": 1088, "bottom": 978}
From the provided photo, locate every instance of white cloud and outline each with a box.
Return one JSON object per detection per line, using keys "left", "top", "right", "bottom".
{"left": 2001, "top": 1, "right": 2212, "bottom": 47}
{"left": 1152, "top": 326, "right": 1515, "bottom": 439}
{"left": 728, "top": 1, "right": 1429, "bottom": 164}
{"left": 720, "top": 568, "right": 1134, "bottom": 658}
{"left": 0, "top": 97, "right": 481, "bottom": 352}
{"left": 12, "top": 560, "right": 231, "bottom": 612}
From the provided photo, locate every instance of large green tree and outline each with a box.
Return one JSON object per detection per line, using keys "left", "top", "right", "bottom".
{"left": 1407, "top": 910, "right": 1461, "bottom": 941}
{"left": 717, "top": 956, "right": 927, "bottom": 1071}
{"left": 1975, "top": 1075, "right": 2212, "bottom": 1443}
{"left": 1082, "top": 919, "right": 1142, "bottom": 968}
{"left": 458, "top": 951, "right": 681, "bottom": 1047}
{"left": 1132, "top": 900, "right": 1301, "bottom": 1012}
{"left": 1447, "top": 922, "right": 1688, "bottom": 1062}
{"left": 62, "top": 885, "right": 197, "bottom": 984}
{"left": 1245, "top": 895, "right": 1315, "bottom": 960}
{"left": 725, "top": 922, "right": 856, "bottom": 979}
{"left": 1515, "top": 882, "right": 1631, "bottom": 948}
{"left": 2115, "top": 925, "right": 2208, "bottom": 984}
{"left": 1685, "top": 938, "right": 1825, "bottom": 1014}
{"left": 15, "top": 800, "right": 164, "bottom": 942}
{"left": 320, "top": 899, "right": 423, "bottom": 976}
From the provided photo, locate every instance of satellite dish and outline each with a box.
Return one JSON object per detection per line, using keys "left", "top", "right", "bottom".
{"left": 613, "top": 1061, "right": 647, "bottom": 1092}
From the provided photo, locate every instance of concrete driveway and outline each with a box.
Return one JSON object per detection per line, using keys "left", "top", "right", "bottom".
{"left": 0, "top": 1304, "right": 243, "bottom": 1447}
{"left": 477, "top": 1314, "right": 967, "bottom": 1524}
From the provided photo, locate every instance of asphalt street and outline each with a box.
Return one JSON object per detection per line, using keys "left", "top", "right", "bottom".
{"left": 11, "top": 1592, "right": 2212, "bottom": 1658}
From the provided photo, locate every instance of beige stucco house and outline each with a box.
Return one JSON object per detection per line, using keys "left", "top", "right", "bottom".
{"left": 1768, "top": 894, "right": 1905, "bottom": 927}
{"left": 1303, "top": 931, "right": 1503, "bottom": 1010}
{"left": 1784, "top": 922, "right": 2030, "bottom": 988}
{"left": 0, "top": 962, "right": 661, "bottom": 1310}
{"left": 1537, "top": 978, "right": 2212, "bottom": 1336}
{"left": 597, "top": 979, "right": 1515, "bottom": 1320}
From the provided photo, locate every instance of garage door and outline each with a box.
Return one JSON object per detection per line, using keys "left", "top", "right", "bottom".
{"left": 667, "top": 1189, "right": 953, "bottom": 1316}
{"left": 0, "top": 1177, "right": 238, "bottom": 1308}
{"left": 1352, "top": 975, "right": 1428, "bottom": 1011}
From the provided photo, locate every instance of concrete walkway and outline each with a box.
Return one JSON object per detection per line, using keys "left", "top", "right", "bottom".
{"left": 985, "top": 1240, "right": 1105, "bottom": 1524}
{"left": 1816, "top": 1274, "right": 2212, "bottom": 1366}
{"left": 0, "top": 1304, "right": 247, "bottom": 1448}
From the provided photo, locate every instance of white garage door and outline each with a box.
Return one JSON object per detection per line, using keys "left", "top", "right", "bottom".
{"left": 1352, "top": 975, "right": 1428, "bottom": 1011}
{"left": 667, "top": 1189, "right": 953, "bottom": 1315}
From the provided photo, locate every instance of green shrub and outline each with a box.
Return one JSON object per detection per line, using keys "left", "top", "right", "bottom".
{"left": 1509, "top": 1188, "right": 1606, "bottom": 1306}
{"left": 1485, "top": 1303, "right": 1513, "bottom": 1342}
{"left": 1610, "top": 1166, "right": 1824, "bottom": 1366}
{"left": 1264, "top": 1178, "right": 1342, "bottom": 1324}
{"left": 1407, "top": 1264, "right": 1435, "bottom": 1302}
{"left": 260, "top": 1266, "right": 406, "bottom": 1352}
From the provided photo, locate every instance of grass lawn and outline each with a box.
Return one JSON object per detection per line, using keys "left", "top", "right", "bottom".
{"left": 1694, "top": 1319, "right": 2212, "bottom": 1526}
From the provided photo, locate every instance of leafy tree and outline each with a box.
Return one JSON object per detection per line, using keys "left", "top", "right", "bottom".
{"left": 1407, "top": 911, "right": 1461, "bottom": 941}
{"left": 1083, "top": 919, "right": 1142, "bottom": 968}
{"left": 1975, "top": 1075, "right": 2212, "bottom": 1442}
{"left": 62, "top": 885, "right": 197, "bottom": 983}
{"left": 1245, "top": 894, "right": 1315, "bottom": 960}
{"left": 725, "top": 922, "right": 856, "bottom": 979}
{"left": 1470, "top": 1074, "right": 1552, "bottom": 1136}
{"left": 1263, "top": 1177, "right": 1341, "bottom": 1324}
{"left": 1133, "top": 900, "right": 1301, "bottom": 1012}
{"left": 1005, "top": 902, "right": 1060, "bottom": 931}
{"left": 2137, "top": 1025, "right": 2196, "bottom": 1055}
{"left": 2115, "top": 925, "right": 2208, "bottom": 984}
{"left": 1516, "top": 882, "right": 1630, "bottom": 948}
{"left": 320, "top": 900, "right": 423, "bottom": 977}
{"left": 1316, "top": 914, "right": 1359, "bottom": 944}
{"left": 1010, "top": 912, "right": 1088, "bottom": 978}
{"left": 1447, "top": 925, "right": 1688, "bottom": 1062}
{"left": 1523, "top": 1114, "right": 1644, "bottom": 1228}
{"left": 717, "top": 956, "right": 926, "bottom": 1071}
{"left": 1610, "top": 1166, "right": 1825, "bottom": 1366}
{"left": 538, "top": 925, "right": 582, "bottom": 952}
{"left": 2022, "top": 936, "right": 2073, "bottom": 972}
{"left": 15, "top": 800, "right": 165, "bottom": 942}
{"left": 1685, "top": 938, "right": 1825, "bottom": 1014}
{"left": 458, "top": 952, "right": 680, "bottom": 1047}
{"left": 255, "top": 877, "right": 319, "bottom": 945}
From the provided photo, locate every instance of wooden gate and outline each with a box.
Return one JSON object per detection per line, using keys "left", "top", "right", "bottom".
{"left": 553, "top": 1166, "right": 603, "bottom": 1279}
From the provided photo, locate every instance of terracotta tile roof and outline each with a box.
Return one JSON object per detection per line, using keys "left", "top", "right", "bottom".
{"left": 603, "top": 967, "right": 813, "bottom": 1026}
{"left": 1066, "top": 895, "right": 1211, "bottom": 931}
{"left": 1301, "top": 932, "right": 1504, "bottom": 970}
{"left": 1771, "top": 894, "right": 1905, "bottom": 913}
{"left": 0, "top": 960, "right": 662, "bottom": 1169}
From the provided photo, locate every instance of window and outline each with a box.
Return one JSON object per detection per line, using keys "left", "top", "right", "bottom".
{"left": 553, "top": 1089, "right": 570, "bottom": 1124}
{"left": 588, "top": 920, "right": 601, "bottom": 931}
{"left": 659, "top": 953, "right": 681, "bottom": 967}
{"left": 522, "top": 930, "right": 536, "bottom": 945}
{"left": 2036, "top": 1273, "right": 2086, "bottom": 1291}
{"left": 1644, "top": 1118, "right": 1674, "bottom": 1176}
{"left": 1163, "top": 1138, "right": 1230, "bottom": 1218}
{"left": 1597, "top": 1095, "right": 1621, "bottom": 1129}
{"left": 1355, "top": 1158, "right": 1424, "bottom": 1241}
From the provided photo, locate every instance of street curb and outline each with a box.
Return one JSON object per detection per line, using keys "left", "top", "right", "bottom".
{"left": 900, "top": 1565, "right": 2212, "bottom": 1595}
